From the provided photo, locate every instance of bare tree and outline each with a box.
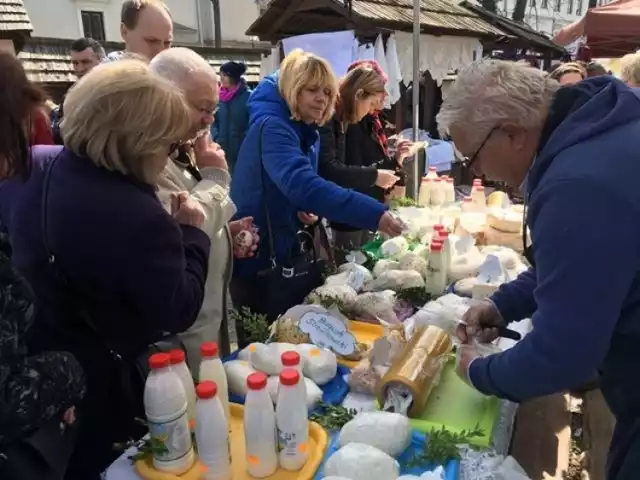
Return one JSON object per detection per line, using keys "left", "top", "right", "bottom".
{"left": 211, "top": 0, "right": 221, "bottom": 48}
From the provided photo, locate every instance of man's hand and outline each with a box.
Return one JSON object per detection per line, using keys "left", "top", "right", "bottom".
{"left": 297, "top": 212, "right": 318, "bottom": 225}
{"left": 457, "top": 299, "right": 505, "bottom": 344}
{"left": 194, "top": 132, "right": 227, "bottom": 170}
{"left": 455, "top": 343, "right": 482, "bottom": 387}
{"left": 375, "top": 169, "right": 399, "bottom": 189}
{"left": 378, "top": 212, "right": 405, "bottom": 237}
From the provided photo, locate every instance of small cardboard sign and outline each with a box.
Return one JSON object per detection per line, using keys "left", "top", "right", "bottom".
{"left": 298, "top": 311, "right": 357, "bottom": 356}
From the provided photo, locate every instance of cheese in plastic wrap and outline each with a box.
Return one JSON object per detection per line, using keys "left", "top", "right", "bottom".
{"left": 376, "top": 325, "right": 453, "bottom": 418}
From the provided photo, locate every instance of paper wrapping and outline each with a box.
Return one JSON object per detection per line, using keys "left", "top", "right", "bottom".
{"left": 376, "top": 325, "right": 453, "bottom": 418}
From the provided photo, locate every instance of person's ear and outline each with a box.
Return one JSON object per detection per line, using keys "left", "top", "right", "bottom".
{"left": 501, "top": 124, "right": 527, "bottom": 151}
{"left": 120, "top": 24, "right": 128, "bottom": 42}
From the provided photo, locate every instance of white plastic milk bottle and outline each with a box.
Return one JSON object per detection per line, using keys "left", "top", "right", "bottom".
{"left": 169, "top": 349, "right": 196, "bottom": 428}
{"left": 244, "top": 372, "right": 278, "bottom": 478}
{"left": 426, "top": 241, "right": 448, "bottom": 297}
{"left": 281, "top": 351, "right": 306, "bottom": 398}
{"left": 276, "top": 368, "right": 309, "bottom": 471}
{"left": 199, "top": 342, "right": 230, "bottom": 420}
{"left": 418, "top": 177, "right": 432, "bottom": 207}
{"left": 195, "top": 381, "right": 231, "bottom": 480}
{"left": 144, "top": 353, "right": 195, "bottom": 475}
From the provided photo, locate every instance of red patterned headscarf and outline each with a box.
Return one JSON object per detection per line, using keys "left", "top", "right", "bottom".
{"left": 347, "top": 60, "right": 390, "bottom": 156}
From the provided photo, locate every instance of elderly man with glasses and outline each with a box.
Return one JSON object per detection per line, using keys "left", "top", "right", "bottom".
{"left": 439, "top": 58, "right": 640, "bottom": 480}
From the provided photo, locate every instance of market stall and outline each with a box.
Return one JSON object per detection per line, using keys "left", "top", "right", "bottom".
{"left": 553, "top": 0, "right": 640, "bottom": 58}
{"left": 104, "top": 177, "right": 537, "bottom": 480}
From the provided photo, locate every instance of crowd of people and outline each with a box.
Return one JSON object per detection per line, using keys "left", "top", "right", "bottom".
{"left": 2, "top": 0, "right": 640, "bottom": 478}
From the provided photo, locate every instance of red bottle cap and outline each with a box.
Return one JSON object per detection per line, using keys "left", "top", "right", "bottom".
{"left": 476, "top": 186, "right": 485, "bottom": 191}
{"left": 247, "top": 372, "right": 268, "bottom": 390}
{"left": 169, "top": 349, "right": 186, "bottom": 365}
{"left": 279, "top": 368, "right": 300, "bottom": 386}
{"left": 446, "top": 178, "right": 454, "bottom": 183}
{"left": 421, "top": 176, "right": 432, "bottom": 182}
{"left": 430, "top": 242, "right": 444, "bottom": 251}
{"left": 429, "top": 167, "right": 437, "bottom": 172}
{"left": 433, "top": 224, "right": 444, "bottom": 231}
{"left": 149, "top": 353, "right": 170, "bottom": 370}
{"left": 438, "top": 231, "right": 450, "bottom": 238}
{"left": 434, "top": 178, "right": 442, "bottom": 182}
{"left": 463, "top": 196, "right": 473, "bottom": 202}
{"left": 473, "top": 178, "right": 482, "bottom": 184}
{"left": 200, "top": 342, "right": 219, "bottom": 358}
{"left": 281, "top": 351, "right": 301, "bottom": 367}
{"left": 196, "top": 380, "right": 218, "bottom": 399}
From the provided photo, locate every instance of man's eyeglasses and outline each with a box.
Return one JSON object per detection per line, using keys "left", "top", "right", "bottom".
{"left": 460, "top": 125, "right": 499, "bottom": 170}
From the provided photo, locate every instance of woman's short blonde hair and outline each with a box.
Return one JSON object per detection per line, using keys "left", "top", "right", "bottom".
{"left": 339, "top": 65, "right": 386, "bottom": 124}
{"left": 278, "top": 49, "right": 338, "bottom": 126}
{"left": 548, "top": 62, "right": 586, "bottom": 82}
{"left": 61, "top": 59, "right": 192, "bottom": 184}
{"left": 620, "top": 52, "right": 640, "bottom": 86}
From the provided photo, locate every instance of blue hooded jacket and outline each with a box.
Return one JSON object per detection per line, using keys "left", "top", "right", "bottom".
{"left": 469, "top": 77, "right": 640, "bottom": 420}
{"left": 230, "top": 73, "right": 387, "bottom": 276}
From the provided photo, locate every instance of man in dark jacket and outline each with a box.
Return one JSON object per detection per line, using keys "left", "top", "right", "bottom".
{"left": 52, "top": 38, "right": 105, "bottom": 144}
{"left": 440, "top": 58, "right": 640, "bottom": 480}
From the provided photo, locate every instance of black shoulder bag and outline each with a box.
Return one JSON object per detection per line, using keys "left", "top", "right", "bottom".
{"left": 39, "top": 153, "right": 186, "bottom": 419}
{"left": 255, "top": 120, "right": 334, "bottom": 321}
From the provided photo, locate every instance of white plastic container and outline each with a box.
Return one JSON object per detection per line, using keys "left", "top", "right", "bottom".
{"left": 195, "top": 381, "right": 231, "bottom": 480}
{"left": 430, "top": 178, "right": 445, "bottom": 207}
{"left": 276, "top": 368, "right": 309, "bottom": 471}
{"left": 436, "top": 230, "right": 452, "bottom": 272}
{"left": 471, "top": 184, "right": 487, "bottom": 211}
{"left": 445, "top": 178, "right": 456, "bottom": 204}
{"left": 281, "top": 351, "right": 306, "bottom": 397}
{"left": 418, "top": 177, "right": 432, "bottom": 207}
{"left": 426, "top": 166, "right": 439, "bottom": 180}
{"left": 144, "top": 353, "right": 195, "bottom": 475}
{"left": 244, "top": 372, "right": 278, "bottom": 478}
{"left": 426, "top": 241, "right": 447, "bottom": 297}
{"left": 461, "top": 196, "right": 475, "bottom": 212}
{"left": 169, "top": 349, "right": 196, "bottom": 428}
{"left": 199, "top": 342, "right": 230, "bottom": 420}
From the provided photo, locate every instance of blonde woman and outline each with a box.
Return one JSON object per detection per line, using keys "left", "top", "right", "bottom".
{"left": 0, "top": 60, "right": 209, "bottom": 478}
{"left": 620, "top": 52, "right": 640, "bottom": 87}
{"left": 319, "top": 61, "right": 412, "bottom": 251}
{"left": 230, "top": 49, "right": 404, "bottom": 328}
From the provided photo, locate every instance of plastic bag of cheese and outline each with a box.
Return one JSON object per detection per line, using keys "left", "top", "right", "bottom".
{"left": 295, "top": 344, "right": 338, "bottom": 385}
{"left": 338, "top": 411, "right": 412, "bottom": 456}
{"left": 398, "top": 251, "right": 428, "bottom": 278}
{"left": 325, "top": 443, "right": 400, "bottom": 480}
{"left": 237, "top": 342, "right": 259, "bottom": 362}
{"left": 364, "top": 270, "right": 424, "bottom": 292}
{"left": 306, "top": 284, "right": 358, "bottom": 309}
{"left": 373, "top": 259, "right": 400, "bottom": 278}
{"left": 250, "top": 343, "right": 283, "bottom": 376}
{"left": 266, "top": 375, "right": 322, "bottom": 410}
{"left": 338, "top": 262, "right": 374, "bottom": 285}
{"left": 352, "top": 290, "right": 398, "bottom": 324}
{"left": 224, "top": 360, "right": 256, "bottom": 397}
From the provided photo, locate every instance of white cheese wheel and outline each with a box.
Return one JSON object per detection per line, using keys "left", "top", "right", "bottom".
{"left": 338, "top": 411, "right": 412, "bottom": 456}
{"left": 487, "top": 210, "right": 522, "bottom": 233}
{"left": 325, "top": 443, "right": 400, "bottom": 480}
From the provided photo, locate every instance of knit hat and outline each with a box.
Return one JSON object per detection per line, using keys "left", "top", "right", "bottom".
{"left": 220, "top": 61, "right": 247, "bottom": 82}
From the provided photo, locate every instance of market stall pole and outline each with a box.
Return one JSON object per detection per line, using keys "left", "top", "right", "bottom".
{"left": 410, "top": 0, "right": 420, "bottom": 200}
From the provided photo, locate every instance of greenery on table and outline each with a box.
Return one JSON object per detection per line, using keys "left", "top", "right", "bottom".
{"left": 389, "top": 197, "right": 424, "bottom": 209}
{"left": 407, "top": 424, "right": 484, "bottom": 468}
{"left": 231, "top": 306, "right": 271, "bottom": 344}
{"left": 309, "top": 402, "right": 358, "bottom": 431}
{"left": 397, "top": 287, "right": 432, "bottom": 309}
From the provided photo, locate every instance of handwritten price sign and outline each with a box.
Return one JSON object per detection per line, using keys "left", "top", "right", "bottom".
{"left": 298, "top": 312, "right": 357, "bottom": 356}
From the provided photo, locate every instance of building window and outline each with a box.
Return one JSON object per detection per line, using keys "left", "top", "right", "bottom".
{"left": 576, "top": 0, "right": 583, "bottom": 13}
{"left": 542, "top": 0, "right": 548, "bottom": 8}
{"left": 567, "top": 0, "right": 573, "bottom": 13}
{"left": 81, "top": 10, "right": 105, "bottom": 42}
{"left": 555, "top": 0, "right": 561, "bottom": 10}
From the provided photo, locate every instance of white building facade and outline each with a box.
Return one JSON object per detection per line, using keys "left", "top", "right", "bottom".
{"left": 497, "top": 0, "right": 615, "bottom": 37}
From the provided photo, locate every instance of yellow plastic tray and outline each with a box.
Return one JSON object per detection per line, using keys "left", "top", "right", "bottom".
{"left": 135, "top": 403, "right": 328, "bottom": 480}
{"left": 338, "top": 320, "right": 385, "bottom": 368}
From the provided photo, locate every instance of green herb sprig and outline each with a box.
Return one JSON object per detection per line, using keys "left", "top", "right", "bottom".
{"left": 397, "top": 287, "right": 432, "bottom": 308}
{"left": 407, "top": 424, "right": 484, "bottom": 468}
{"left": 390, "top": 197, "right": 424, "bottom": 209}
{"left": 309, "top": 402, "right": 357, "bottom": 431}
{"left": 231, "top": 306, "right": 270, "bottom": 344}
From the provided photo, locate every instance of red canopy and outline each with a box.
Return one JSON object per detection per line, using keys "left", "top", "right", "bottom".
{"left": 553, "top": 0, "right": 640, "bottom": 57}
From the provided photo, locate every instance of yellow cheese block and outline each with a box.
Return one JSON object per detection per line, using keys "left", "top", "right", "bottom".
{"left": 486, "top": 191, "right": 508, "bottom": 208}
{"left": 487, "top": 210, "right": 522, "bottom": 234}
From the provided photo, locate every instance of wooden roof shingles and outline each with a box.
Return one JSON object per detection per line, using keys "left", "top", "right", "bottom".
{"left": 0, "top": 0, "right": 32, "bottom": 35}
{"left": 246, "top": 0, "right": 511, "bottom": 39}
{"left": 19, "top": 38, "right": 265, "bottom": 84}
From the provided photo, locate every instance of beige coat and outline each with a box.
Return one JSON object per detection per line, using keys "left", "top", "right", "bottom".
{"left": 157, "top": 158, "right": 236, "bottom": 374}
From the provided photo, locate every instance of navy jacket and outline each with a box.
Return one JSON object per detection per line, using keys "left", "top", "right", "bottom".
{"left": 469, "top": 78, "right": 640, "bottom": 422}
{"left": 230, "top": 72, "right": 387, "bottom": 277}
{"left": 211, "top": 81, "right": 251, "bottom": 173}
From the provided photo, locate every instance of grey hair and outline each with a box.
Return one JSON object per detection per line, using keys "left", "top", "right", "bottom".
{"left": 620, "top": 52, "right": 640, "bottom": 86}
{"left": 437, "top": 59, "right": 559, "bottom": 139}
{"left": 149, "top": 47, "right": 217, "bottom": 87}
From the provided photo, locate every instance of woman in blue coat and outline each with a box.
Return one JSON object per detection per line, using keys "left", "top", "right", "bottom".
{"left": 212, "top": 61, "right": 251, "bottom": 173}
{"left": 230, "top": 49, "right": 404, "bottom": 326}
